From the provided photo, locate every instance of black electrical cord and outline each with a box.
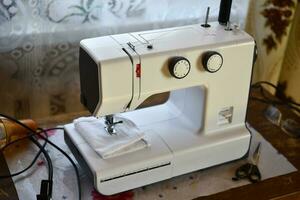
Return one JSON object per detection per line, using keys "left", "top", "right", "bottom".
{"left": 1, "top": 127, "right": 64, "bottom": 152}
{"left": 0, "top": 114, "right": 81, "bottom": 200}
{"left": 0, "top": 134, "right": 48, "bottom": 179}
{"left": 251, "top": 81, "right": 300, "bottom": 106}
{"left": 250, "top": 81, "right": 300, "bottom": 114}
{"left": 29, "top": 135, "right": 53, "bottom": 198}
{"left": 0, "top": 114, "right": 54, "bottom": 199}
{"left": 0, "top": 128, "right": 62, "bottom": 179}
{"left": 37, "top": 132, "right": 82, "bottom": 200}
{"left": 0, "top": 132, "right": 53, "bottom": 182}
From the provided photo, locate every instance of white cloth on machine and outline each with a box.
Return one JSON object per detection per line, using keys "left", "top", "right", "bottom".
{"left": 73, "top": 116, "right": 149, "bottom": 159}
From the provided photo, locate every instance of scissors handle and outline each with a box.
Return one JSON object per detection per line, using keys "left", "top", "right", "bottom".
{"left": 248, "top": 164, "right": 261, "bottom": 183}
{"left": 232, "top": 163, "right": 261, "bottom": 183}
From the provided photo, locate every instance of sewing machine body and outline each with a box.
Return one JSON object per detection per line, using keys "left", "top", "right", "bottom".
{"left": 64, "top": 22, "right": 255, "bottom": 195}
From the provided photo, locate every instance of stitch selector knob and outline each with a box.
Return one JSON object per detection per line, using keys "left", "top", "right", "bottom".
{"left": 202, "top": 52, "right": 223, "bottom": 73}
{"left": 169, "top": 57, "right": 191, "bottom": 79}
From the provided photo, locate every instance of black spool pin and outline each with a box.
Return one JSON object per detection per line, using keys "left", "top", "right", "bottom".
{"left": 218, "top": 0, "right": 233, "bottom": 25}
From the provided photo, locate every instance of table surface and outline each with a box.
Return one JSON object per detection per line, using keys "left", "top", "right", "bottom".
{"left": 1, "top": 89, "right": 300, "bottom": 200}
{"left": 197, "top": 89, "right": 300, "bottom": 200}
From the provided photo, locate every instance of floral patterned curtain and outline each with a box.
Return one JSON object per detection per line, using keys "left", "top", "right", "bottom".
{"left": 246, "top": 0, "right": 299, "bottom": 106}
{"left": 0, "top": 0, "right": 250, "bottom": 120}
{"left": 279, "top": 2, "right": 300, "bottom": 106}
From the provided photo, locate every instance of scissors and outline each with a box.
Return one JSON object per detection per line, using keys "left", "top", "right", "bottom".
{"left": 232, "top": 142, "right": 262, "bottom": 183}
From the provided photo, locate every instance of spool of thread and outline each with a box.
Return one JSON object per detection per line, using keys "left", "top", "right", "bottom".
{"left": 0, "top": 118, "right": 38, "bottom": 149}
{"left": 218, "top": 0, "right": 233, "bottom": 25}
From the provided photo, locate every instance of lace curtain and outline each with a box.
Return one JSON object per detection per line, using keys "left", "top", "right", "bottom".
{"left": 0, "top": 0, "right": 250, "bottom": 119}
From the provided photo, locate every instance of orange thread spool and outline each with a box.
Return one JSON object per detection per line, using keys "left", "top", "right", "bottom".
{"left": 0, "top": 118, "right": 37, "bottom": 149}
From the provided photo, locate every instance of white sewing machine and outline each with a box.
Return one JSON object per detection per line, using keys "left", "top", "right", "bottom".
{"left": 64, "top": 4, "right": 256, "bottom": 195}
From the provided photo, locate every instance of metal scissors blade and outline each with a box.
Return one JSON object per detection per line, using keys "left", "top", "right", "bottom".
{"left": 251, "top": 142, "right": 261, "bottom": 165}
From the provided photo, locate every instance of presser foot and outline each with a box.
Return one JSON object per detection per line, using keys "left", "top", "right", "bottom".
{"left": 105, "top": 126, "right": 117, "bottom": 135}
{"left": 104, "top": 115, "right": 123, "bottom": 135}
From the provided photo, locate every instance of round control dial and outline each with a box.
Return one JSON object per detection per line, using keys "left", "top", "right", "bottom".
{"left": 202, "top": 51, "right": 223, "bottom": 73}
{"left": 169, "top": 57, "right": 191, "bottom": 79}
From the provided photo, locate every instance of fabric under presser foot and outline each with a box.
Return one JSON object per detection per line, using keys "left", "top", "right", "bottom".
{"left": 73, "top": 116, "right": 150, "bottom": 159}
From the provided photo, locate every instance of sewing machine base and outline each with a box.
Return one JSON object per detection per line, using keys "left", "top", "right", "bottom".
{"left": 64, "top": 85, "right": 252, "bottom": 195}
{"left": 64, "top": 122, "right": 251, "bottom": 195}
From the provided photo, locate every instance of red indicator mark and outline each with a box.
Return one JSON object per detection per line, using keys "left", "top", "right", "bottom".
{"left": 91, "top": 189, "right": 134, "bottom": 200}
{"left": 136, "top": 64, "right": 141, "bottom": 78}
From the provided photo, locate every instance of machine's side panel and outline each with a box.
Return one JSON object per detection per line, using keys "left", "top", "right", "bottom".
{"left": 79, "top": 47, "right": 101, "bottom": 114}
{"left": 80, "top": 37, "right": 135, "bottom": 116}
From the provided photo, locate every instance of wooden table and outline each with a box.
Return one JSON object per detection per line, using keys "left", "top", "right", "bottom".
{"left": 0, "top": 152, "right": 18, "bottom": 200}
{"left": 1, "top": 89, "right": 299, "bottom": 200}
{"left": 197, "top": 90, "right": 300, "bottom": 200}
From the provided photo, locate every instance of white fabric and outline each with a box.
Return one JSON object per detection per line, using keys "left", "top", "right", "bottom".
{"left": 74, "top": 116, "right": 149, "bottom": 159}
